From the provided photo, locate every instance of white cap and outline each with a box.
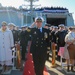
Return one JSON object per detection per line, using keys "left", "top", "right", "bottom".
{"left": 8, "top": 23, "right": 16, "bottom": 27}
{"left": 21, "top": 25, "right": 27, "bottom": 28}
{"left": 2, "top": 21, "right": 7, "bottom": 26}
{"left": 58, "top": 24, "right": 65, "bottom": 27}
{"left": 35, "top": 16, "right": 44, "bottom": 22}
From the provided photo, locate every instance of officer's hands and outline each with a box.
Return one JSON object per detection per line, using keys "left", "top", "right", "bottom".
{"left": 33, "top": 22, "right": 36, "bottom": 25}
{"left": 66, "top": 42, "right": 72, "bottom": 45}
{"left": 31, "top": 22, "right": 36, "bottom": 28}
{"left": 11, "top": 46, "right": 15, "bottom": 49}
{"left": 30, "top": 53, "right": 32, "bottom": 56}
{"left": 47, "top": 47, "right": 50, "bottom": 50}
{"left": 55, "top": 44, "right": 57, "bottom": 46}
{"left": 52, "top": 42, "right": 57, "bottom": 46}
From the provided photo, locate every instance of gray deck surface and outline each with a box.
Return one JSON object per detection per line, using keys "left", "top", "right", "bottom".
{"left": 0, "top": 53, "right": 75, "bottom": 75}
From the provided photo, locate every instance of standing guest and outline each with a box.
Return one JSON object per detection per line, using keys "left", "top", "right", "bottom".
{"left": 0, "top": 21, "right": 14, "bottom": 73}
{"left": 65, "top": 27, "right": 75, "bottom": 72}
{"left": 27, "top": 16, "right": 50, "bottom": 75}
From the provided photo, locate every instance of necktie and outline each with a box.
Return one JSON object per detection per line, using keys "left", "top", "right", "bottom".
{"left": 38, "top": 29, "right": 40, "bottom": 32}
{"left": 37, "top": 28, "right": 42, "bottom": 33}
{"left": 39, "top": 29, "right": 42, "bottom": 33}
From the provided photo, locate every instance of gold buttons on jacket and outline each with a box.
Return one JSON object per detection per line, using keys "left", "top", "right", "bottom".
{"left": 36, "top": 45, "right": 38, "bottom": 47}
{"left": 36, "top": 41, "right": 38, "bottom": 43}
{"left": 41, "top": 42, "right": 43, "bottom": 44}
{"left": 37, "top": 38, "right": 39, "bottom": 39}
{"left": 42, "top": 38, "right": 43, "bottom": 40}
{"left": 41, "top": 46, "right": 42, "bottom": 47}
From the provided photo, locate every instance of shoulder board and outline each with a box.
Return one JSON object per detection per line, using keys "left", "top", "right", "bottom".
{"left": 26, "top": 28, "right": 31, "bottom": 32}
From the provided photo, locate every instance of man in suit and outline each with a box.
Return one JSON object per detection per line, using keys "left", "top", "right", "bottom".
{"left": 27, "top": 16, "right": 50, "bottom": 75}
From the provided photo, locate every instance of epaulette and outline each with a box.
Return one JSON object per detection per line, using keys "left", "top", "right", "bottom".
{"left": 26, "top": 28, "right": 31, "bottom": 32}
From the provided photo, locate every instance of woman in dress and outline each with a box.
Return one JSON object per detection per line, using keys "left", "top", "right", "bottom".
{"left": 0, "top": 21, "right": 14, "bottom": 73}
{"left": 65, "top": 27, "right": 75, "bottom": 72}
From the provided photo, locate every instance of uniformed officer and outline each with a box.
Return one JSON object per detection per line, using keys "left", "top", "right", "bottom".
{"left": 27, "top": 16, "right": 50, "bottom": 75}
{"left": 8, "top": 23, "right": 20, "bottom": 69}
{"left": 51, "top": 26, "right": 58, "bottom": 67}
{"left": 19, "top": 25, "right": 29, "bottom": 69}
{"left": 8, "top": 23, "right": 19, "bottom": 44}
{"left": 44, "top": 23, "right": 51, "bottom": 60}
{"left": 20, "top": 25, "right": 28, "bottom": 61}
{"left": 55, "top": 24, "right": 67, "bottom": 61}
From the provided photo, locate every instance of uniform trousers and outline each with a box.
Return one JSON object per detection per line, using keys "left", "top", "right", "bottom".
{"left": 21, "top": 45, "right": 27, "bottom": 61}
{"left": 32, "top": 52, "right": 47, "bottom": 75}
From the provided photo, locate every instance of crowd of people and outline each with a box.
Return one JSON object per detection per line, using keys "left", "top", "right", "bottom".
{"left": 0, "top": 16, "right": 75, "bottom": 75}
{"left": 44, "top": 22, "right": 75, "bottom": 72}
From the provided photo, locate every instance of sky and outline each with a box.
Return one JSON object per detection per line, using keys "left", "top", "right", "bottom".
{"left": 0, "top": 0, "right": 75, "bottom": 23}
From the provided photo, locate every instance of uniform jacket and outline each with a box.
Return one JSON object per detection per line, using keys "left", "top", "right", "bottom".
{"left": 27, "top": 27, "right": 50, "bottom": 54}
{"left": 20, "top": 30, "right": 29, "bottom": 46}
{"left": 51, "top": 30, "right": 57, "bottom": 43}
{"left": 11, "top": 29, "right": 19, "bottom": 43}
{"left": 55, "top": 30, "right": 67, "bottom": 47}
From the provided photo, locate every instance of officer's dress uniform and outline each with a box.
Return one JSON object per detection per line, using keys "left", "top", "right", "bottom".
{"left": 51, "top": 30, "right": 57, "bottom": 44}
{"left": 27, "top": 27, "right": 50, "bottom": 75}
{"left": 12, "top": 29, "right": 19, "bottom": 44}
{"left": 50, "top": 29, "right": 57, "bottom": 66}
{"left": 20, "top": 30, "right": 29, "bottom": 60}
{"left": 55, "top": 30, "right": 67, "bottom": 51}
{"left": 55, "top": 30, "right": 67, "bottom": 61}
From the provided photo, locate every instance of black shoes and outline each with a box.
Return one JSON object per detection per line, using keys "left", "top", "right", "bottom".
{"left": 67, "top": 65, "right": 70, "bottom": 72}
{"left": 67, "top": 65, "right": 75, "bottom": 72}
{"left": 71, "top": 66, "right": 75, "bottom": 72}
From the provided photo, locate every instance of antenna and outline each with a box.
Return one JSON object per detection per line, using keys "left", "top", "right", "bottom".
{"left": 24, "top": 0, "right": 39, "bottom": 14}
{"left": 20, "top": 0, "right": 40, "bottom": 25}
